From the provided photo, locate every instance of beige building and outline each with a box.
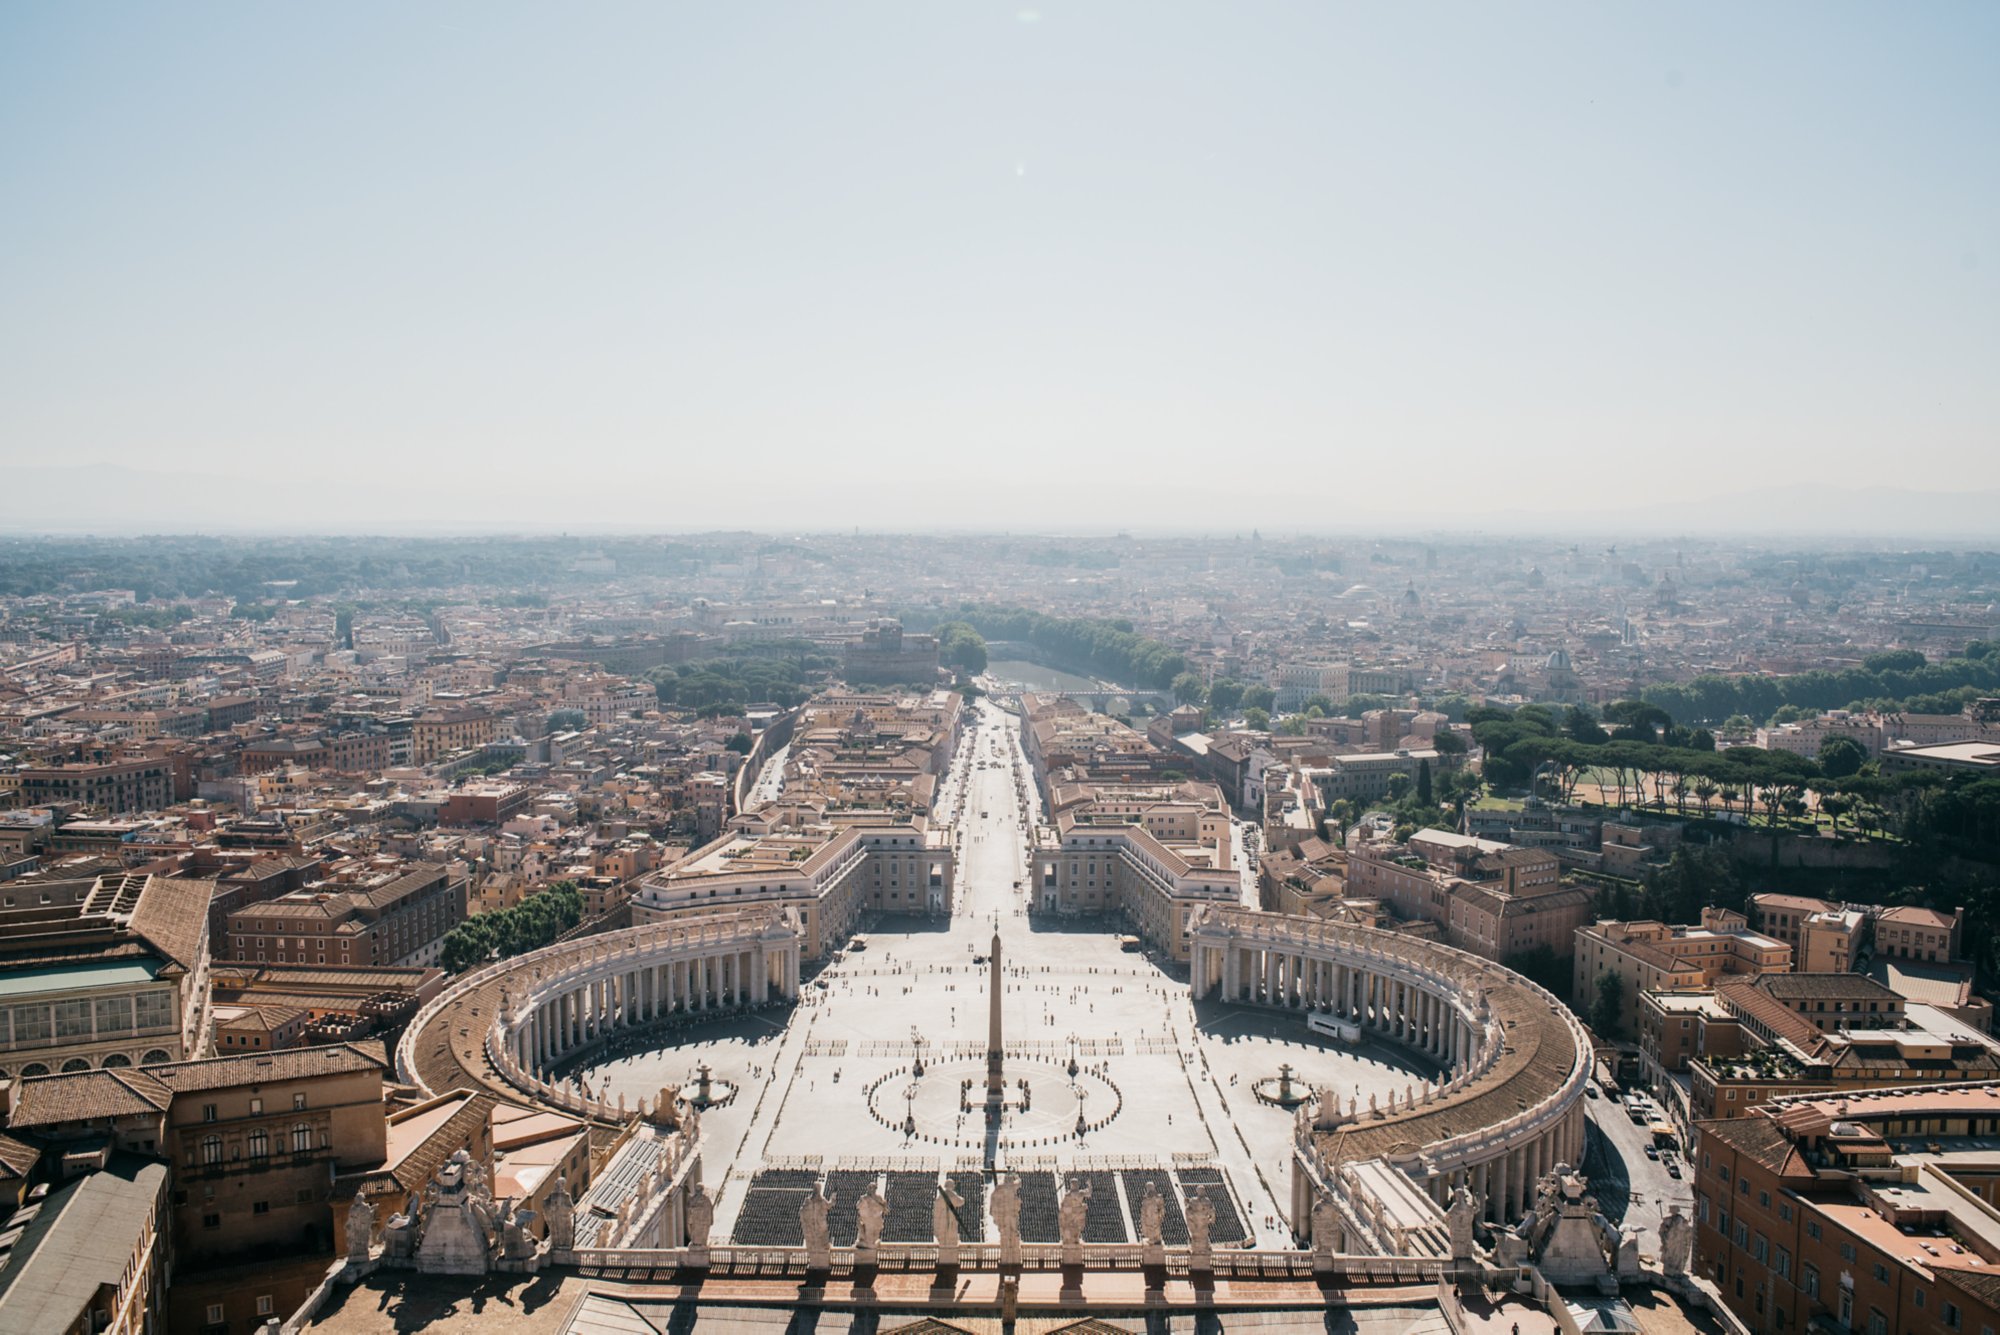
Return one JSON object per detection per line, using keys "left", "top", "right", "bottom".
{"left": 1573, "top": 909, "right": 1792, "bottom": 1038}
{"left": 1032, "top": 781, "right": 1241, "bottom": 958}
{"left": 1874, "top": 904, "right": 1962, "bottom": 962}
{"left": 1347, "top": 829, "right": 1588, "bottom": 966}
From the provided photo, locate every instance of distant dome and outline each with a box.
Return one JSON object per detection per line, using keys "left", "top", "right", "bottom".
{"left": 1343, "top": 584, "right": 1374, "bottom": 597}
{"left": 1546, "top": 646, "right": 1574, "bottom": 673}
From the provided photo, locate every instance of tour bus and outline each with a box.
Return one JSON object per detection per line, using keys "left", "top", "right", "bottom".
{"left": 1118, "top": 935, "right": 1143, "bottom": 952}
{"left": 1307, "top": 1011, "right": 1363, "bottom": 1044}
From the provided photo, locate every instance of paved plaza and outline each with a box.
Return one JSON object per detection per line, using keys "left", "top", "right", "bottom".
{"left": 572, "top": 702, "right": 1435, "bottom": 1248}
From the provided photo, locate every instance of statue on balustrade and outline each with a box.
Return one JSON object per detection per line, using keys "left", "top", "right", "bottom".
{"left": 1138, "top": 1181, "right": 1166, "bottom": 1258}
{"left": 800, "top": 1183, "right": 835, "bottom": 1268}
{"left": 934, "top": 1179, "right": 965, "bottom": 1266}
{"left": 990, "top": 1172, "right": 1023, "bottom": 1266}
{"left": 1310, "top": 1189, "right": 1339, "bottom": 1258}
{"left": 1058, "top": 1176, "right": 1092, "bottom": 1260}
{"left": 345, "top": 1193, "right": 374, "bottom": 1264}
{"left": 855, "top": 1186, "right": 887, "bottom": 1256}
{"left": 1186, "top": 1188, "right": 1216, "bottom": 1269}
{"left": 546, "top": 1176, "right": 576, "bottom": 1254}
{"left": 685, "top": 1182, "right": 714, "bottom": 1256}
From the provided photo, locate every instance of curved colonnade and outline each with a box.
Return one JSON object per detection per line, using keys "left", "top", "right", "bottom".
{"left": 1188, "top": 905, "right": 1590, "bottom": 1234}
{"left": 396, "top": 906, "right": 799, "bottom": 1119}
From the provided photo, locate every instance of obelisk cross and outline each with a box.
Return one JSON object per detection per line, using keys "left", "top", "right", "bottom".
{"left": 986, "top": 930, "right": 1005, "bottom": 1100}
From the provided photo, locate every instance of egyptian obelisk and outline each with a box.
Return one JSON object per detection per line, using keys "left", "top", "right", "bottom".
{"left": 986, "top": 930, "right": 1004, "bottom": 1099}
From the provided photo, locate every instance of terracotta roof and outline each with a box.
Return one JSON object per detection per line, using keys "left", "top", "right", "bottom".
{"left": 1696, "top": 1115, "right": 1806, "bottom": 1176}
{"left": 125, "top": 873, "right": 212, "bottom": 973}
{"left": 7, "top": 1069, "right": 173, "bottom": 1128}
{"left": 1878, "top": 906, "right": 1958, "bottom": 930}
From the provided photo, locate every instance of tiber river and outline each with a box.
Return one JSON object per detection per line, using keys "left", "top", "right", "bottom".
{"left": 983, "top": 659, "right": 1108, "bottom": 693}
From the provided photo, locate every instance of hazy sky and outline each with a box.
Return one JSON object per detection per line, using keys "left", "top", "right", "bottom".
{"left": 2, "top": 3, "right": 1995, "bottom": 532}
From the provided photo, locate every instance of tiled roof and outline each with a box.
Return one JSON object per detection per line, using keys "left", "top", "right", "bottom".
{"left": 1755, "top": 973, "right": 1902, "bottom": 1003}
{"left": 1696, "top": 1114, "right": 1805, "bottom": 1175}
{"left": 7, "top": 1069, "right": 173, "bottom": 1129}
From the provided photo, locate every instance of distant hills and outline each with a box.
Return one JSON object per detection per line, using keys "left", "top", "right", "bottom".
{"left": 1, "top": 464, "right": 1995, "bottom": 540}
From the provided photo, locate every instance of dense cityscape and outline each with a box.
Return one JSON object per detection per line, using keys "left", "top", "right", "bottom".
{"left": 0, "top": 532, "right": 1995, "bottom": 1332}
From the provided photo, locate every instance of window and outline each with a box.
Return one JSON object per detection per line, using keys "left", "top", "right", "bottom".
{"left": 1841, "top": 1243, "right": 1857, "bottom": 1263}
{"left": 203, "top": 1103, "right": 218, "bottom": 1123}
{"left": 249, "top": 1097, "right": 263, "bottom": 1115}
{"left": 203, "top": 1213, "right": 221, "bottom": 1229}
{"left": 1780, "top": 1203, "right": 1792, "bottom": 1222}
{"left": 1760, "top": 1191, "right": 1771, "bottom": 1208}
{"left": 257, "top": 1296, "right": 274, "bottom": 1316}
{"left": 93, "top": 995, "right": 133, "bottom": 1036}
{"left": 293, "top": 1123, "right": 312, "bottom": 1153}
{"left": 1916, "top": 1291, "right": 1926, "bottom": 1310}
{"left": 1943, "top": 1306, "right": 1961, "bottom": 1332}
{"left": 207, "top": 1304, "right": 225, "bottom": 1323}
{"left": 1719, "top": 1165, "right": 1731, "bottom": 1182}
{"left": 1872, "top": 1264, "right": 1888, "bottom": 1283}
{"left": 1807, "top": 1220, "right": 1822, "bottom": 1241}
{"left": 1869, "top": 1311, "right": 1887, "bottom": 1335}
{"left": 1776, "top": 1247, "right": 1791, "bottom": 1279}
{"left": 201, "top": 1135, "right": 222, "bottom": 1165}
{"left": 1803, "top": 1265, "right": 1820, "bottom": 1299}
{"left": 247, "top": 1130, "right": 268, "bottom": 1159}
{"left": 253, "top": 1201, "right": 269, "bottom": 1215}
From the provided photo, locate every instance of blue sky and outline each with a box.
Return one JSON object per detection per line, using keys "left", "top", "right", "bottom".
{"left": 2, "top": 3, "right": 1994, "bottom": 531}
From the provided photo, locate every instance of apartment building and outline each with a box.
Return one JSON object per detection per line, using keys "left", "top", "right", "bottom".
{"left": 1347, "top": 828, "right": 1588, "bottom": 964}
{"left": 224, "top": 863, "right": 467, "bottom": 969}
{"left": 1875, "top": 906, "right": 1963, "bottom": 963}
{"left": 1695, "top": 1086, "right": 2000, "bottom": 1335}
{"left": 1689, "top": 973, "right": 2000, "bottom": 1120}
{"left": 1575, "top": 910, "right": 1793, "bottom": 1036}
{"left": 19, "top": 758, "right": 176, "bottom": 815}
{"left": 410, "top": 708, "right": 497, "bottom": 764}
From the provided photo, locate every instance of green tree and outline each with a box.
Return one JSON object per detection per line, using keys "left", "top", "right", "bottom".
{"left": 1818, "top": 735, "right": 1866, "bottom": 779}
{"left": 1241, "top": 685, "right": 1276, "bottom": 712}
{"left": 1505, "top": 944, "right": 1569, "bottom": 1000}
{"left": 547, "top": 708, "right": 587, "bottom": 732}
{"left": 1207, "top": 679, "right": 1245, "bottom": 714}
{"left": 932, "top": 621, "right": 989, "bottom": 676}
{"left": 1590, "top": 970, "right": 1623, "bottom": 1039}
{"left": 1243, "top": 707, "right": 1271, "bottom": 731}
{"left": 1416, "top": 759, "right": 1433, "bottom": 807}
{"left": 1172, "top": 672, "right": 1207, "bottom": 706}
{"left": 725, "top": 731, "right": 753, "bottom": 754}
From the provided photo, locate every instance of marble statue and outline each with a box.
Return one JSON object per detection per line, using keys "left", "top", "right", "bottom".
{"left": 383, "top": 1210, "right": 418, "bottom": 1261}
{"left": 934, "top": 1179, "right": 964, "bottom": 1266}
{"left": 1058, "top": 1175, "right": 1092, "bottom": 1258}
{"left": 800, "top": 1183, "right": 835, "bottom": 1268}
{"left": 1310, "top": 1189, "right": 1339, "bottom": 1258}
{"left": 547, "top": 1176, "right": 575, "bottom": 1254}
{"left": 501, "top": 1206, "right": 539, "bottom": 1260}
{"left": 855, "top": 1186, "right": 887, "bottom": 1255}
{"left": 990, "top": 1172, "right": 1023, "bottom": 1267}
{"left": 1447, "top": 1183, "right": 1476, "bottom": 1261}
{"left": 679, "top": 1100, "right": 701, "bottom": 1144}
{"left": 345, "top": 1193, "right": 374, "bottom": 1264}
{"left": 685, "top": 1182, "right": 714, "bottom": 1256}
{"left": 1659, "top": 1204, "right": 1692, "bottom": 1277}
{"left": 1186, "top": 1188, "right": 1216, "bottom": 1269}
{"left": 1138, "top": 1181, "right": 1166, "bottom": 1250}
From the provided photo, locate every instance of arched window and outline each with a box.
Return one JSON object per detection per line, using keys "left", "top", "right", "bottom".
{"left": 60, "top": 1058, "right": 90, "bottom": 1073}
{"left": 19, "top": 1063, "right": 48, "bottom": 1078}
{"left": 247, "top": 1130, "right": 269, "bottom": 1159}
{"left": 140, "top": 1049, "right": 171, "bottom": 1066}
{"left": 101, "top": 1053, "right": 132, "bottom": 1069}
{"left": 201, "top": 1135, "right": 222, "bottom": 1165}
{"left": 292, "top": 1124, "right": 312, "bottom": 1153}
